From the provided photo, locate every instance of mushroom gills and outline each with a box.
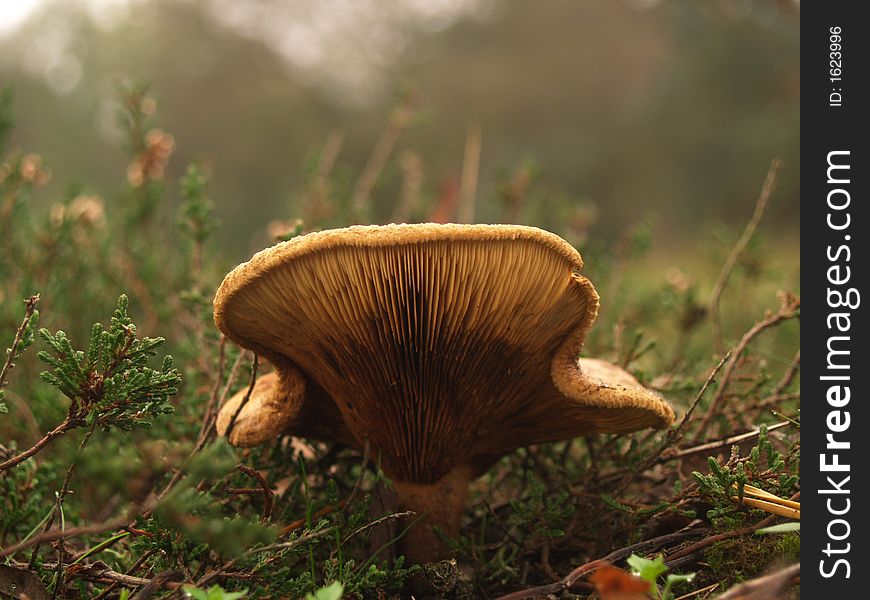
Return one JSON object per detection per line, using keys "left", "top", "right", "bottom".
{"left": 212, "top": 224, "right": 676, "bottom": 564}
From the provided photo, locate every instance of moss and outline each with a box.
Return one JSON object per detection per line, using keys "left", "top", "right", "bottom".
{"left": 702, "top": 533, "right": 800, "bottom": 588}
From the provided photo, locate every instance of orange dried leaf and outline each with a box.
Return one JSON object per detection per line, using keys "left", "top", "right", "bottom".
{"left": 590, "top": 564, "right": 651, "bottom": 600}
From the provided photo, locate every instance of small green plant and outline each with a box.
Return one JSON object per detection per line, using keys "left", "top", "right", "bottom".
{"left": 183, "top": 584, "right": 248, "bottom": 600}
{"left": 509, "top": 471, "right": 572, "bottom": 539}
{"left": 627, "top": 553, "right": 695, "bottom": 600}
{"left": 305, "top": 580, "right": 343, "bottom": 600}
{"left": 0, "top": 294, "right": 179, "bottom": 475}
{"left": 691, "top": 424, "right": 798, "bottom": 523}
{"left": 37, "top": 294, "right": 179, "bottom": 431}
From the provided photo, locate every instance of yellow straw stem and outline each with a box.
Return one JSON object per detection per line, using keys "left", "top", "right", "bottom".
{"left": 736, "top": 484, "right": 801, "bottom": 510}
{"left": 740, "top": 496, "right": 800, "bottom": 520}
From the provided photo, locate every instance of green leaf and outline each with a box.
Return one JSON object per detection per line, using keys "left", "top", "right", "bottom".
{"left": 183, "top": 586, "right": 209, "bottom": 600}
{"left": 305, "top": 581, "right": 344, "bottom": 600}
{"left": 665, "top": 572, "right": 695, "bottom": 585}
{"left": 756, "top": 522, "right": 801, "bottom": 535}
{"left": 627, "top": 553, "right": 668, "bottom": 584}
{"left": 182, "top": 585, "right": 247, "bottom": 600}
{"left": 661, "top": 571, "right": 696, "bottom": 599}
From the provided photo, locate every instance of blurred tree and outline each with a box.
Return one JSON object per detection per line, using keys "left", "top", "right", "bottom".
{"left": 0, "top": 0, "right": 798, "bottom": 256}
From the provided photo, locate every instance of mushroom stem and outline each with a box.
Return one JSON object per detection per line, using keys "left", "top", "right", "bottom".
{"left": 392, "top": 464, "right": 474, "bottom": 564}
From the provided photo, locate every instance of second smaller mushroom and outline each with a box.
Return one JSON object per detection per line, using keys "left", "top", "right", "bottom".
{"left": 217, "top": 368, "right": 356, "bottom": 449}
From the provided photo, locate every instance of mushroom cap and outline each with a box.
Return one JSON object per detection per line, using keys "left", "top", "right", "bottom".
{"left": 214, "top": 223, "right": 674, "bottom": 483}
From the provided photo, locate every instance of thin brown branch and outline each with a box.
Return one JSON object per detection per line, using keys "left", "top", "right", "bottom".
{"left": 482, "top": 500, "right": 523, "bottom": 548}
{"left": 607, "top": 352, "right": 733, "bottom": 494}
{"left": 493, "top": 525, "right": 708, "bottom": 600}
{"left": 674, "top": 583, "right": 720, "bottom": 600}
{"left": 302, "top": 130, "right": 344, "bottom": 224}
{"left": 458, "top": 121, "right": 482, "bottom": 223}
{"left": 341, "top": 510, "right": 414, "bottom": 547}
{"left": 129, "top": 570, "right": 186, "bottom": 600}
{"left": 693, "top": 292, "right": 799, "bottom": 442}
{"left": 350, "top": 92, "right": 417, "bottom": 218}
{"left": 223, "top": 353, "right": 258, "bottom": 440}
{"left": 225, "top": 487, "right": 266, "bottom": 495}
{"left": 670, "top": 350, "right": 733, "bottom": 447}
{"left": 663, "top": 512, "right": 781, "bottom": 565}
{"left": 12, "top": 559, "right": 175, "bottom": 592}
{"left": 0, "top": 416, "right": 76, "bottom": 472}
{"left": 540, "top": 541, "right": 559, "bottom": 582}
{"left": 279, "top": 501, "right": 346, "bottom": 538}
{"left": 710, "top": 159, "right": 782, "bottom": 354}
{"left": 0, "top": 517, "right": 128, "bottom": 560}
{"left": 341, "top": 438, "right": 370, "bottom": 520}
{"left": 668, "top": 421, "right": 791, "bottom": 461}
{"left": 759, "top": 350, "right": 800, "bottom": 408}
{"left": 758, "top": 392, "right": 800, "bottom": 411}
{"left": 236, "top": 464, "right": 274, "bottom": 522}
{"left": 638, "top": 350, "right": 732, "bottom": 476}
{"left": 40, "top": 422, "right": 98, "bottom": 581}
{"left": 0, "top": 294, "right": 39, "bottom": 393}
{"left": 215, "top": 348, "right": 249, "bottom": 414}
{"left": 195, "top": 524, "right": 338, "bottom": 589}
{"left": 90, "top": 549, "right": 159, "bottom": 600}
{"left": 195, "top": 335, "right": 227, "bottom": 449}
{"left": 153, "top": 347, "right": 247, "bottom": 509}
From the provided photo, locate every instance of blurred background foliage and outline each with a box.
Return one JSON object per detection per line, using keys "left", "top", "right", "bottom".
{"left": 2, "top": 0, "right": 798, "bottom": 258}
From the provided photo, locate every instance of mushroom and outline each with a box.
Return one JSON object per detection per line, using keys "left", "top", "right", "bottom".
{"left": 216, "top": 369, "right": 357, "bottom": 448}
{"left": 213, "top": 223, "right": 674, "bottom": 563}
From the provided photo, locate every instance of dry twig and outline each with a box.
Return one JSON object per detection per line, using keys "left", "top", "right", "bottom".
{"left": 154, "top": 347, "right": 248, "bottom": 508}
{"left": 668, "top": 421, "right": 790, "bottom": 462}
{"left": 350, "top": 92, "right": 417, "bottom": 217}
{"left": 1, "top": 518, "right": 129, "bottom": 560}
{"left": 303, "top": 130, "right": 344, "bottom": 224}
{"left": 693, "top": 293, "right": 799, "bottom": 442}
{"left": 458, "top": 121, "right": 482, "bottom": 223}
{"left": 194, "top": 335, "right": 227, "bottom": 449}
{"left": 236, "top": 464, "right": 274, "bottom": 522}
{"left": 710, "top": 159, "right": 782, "bottom": 354}
{"left": 0, "top": 294, "right": 39, "bottom": 394}
{"left": 493, "top": 526, "right": 707, "bottom": 600}
{"left": 90, "top": 549, "right": 160, "bottom": 600}
{"left": 223, "top": 353, "right": 259, "bottom": 441}
{"left": 0, "top": 415, "right": 77, "bottom": 472}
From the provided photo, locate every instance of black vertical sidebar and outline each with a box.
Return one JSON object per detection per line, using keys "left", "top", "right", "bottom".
{"left": 802, "top": 2, "right": 867, "bottom": 595}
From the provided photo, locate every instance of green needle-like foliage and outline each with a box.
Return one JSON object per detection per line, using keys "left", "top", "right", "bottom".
{"left": 36, "top": 294, "right": 179, "bottom": 430}
{"left": 178, "top": 163, "right": 218, "bottom": 244}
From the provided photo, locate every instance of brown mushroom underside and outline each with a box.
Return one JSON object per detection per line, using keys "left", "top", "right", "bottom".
{"left": 213, "top": 223, "right": 675, "bottom": 562}
{"left": 216, "top": 368, "right": 356, "bottom": 448}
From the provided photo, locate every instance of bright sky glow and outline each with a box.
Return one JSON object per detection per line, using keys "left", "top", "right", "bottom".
{"left": 0, "top": 0, "right": 133, "bottom": 35}
{"left": 0, "top": 0, "right": 43, "bottom": 34}
{"left": 0, "top": 0, "right": 492, "bottom": 102}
